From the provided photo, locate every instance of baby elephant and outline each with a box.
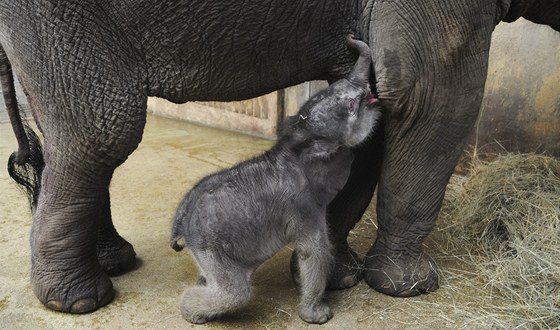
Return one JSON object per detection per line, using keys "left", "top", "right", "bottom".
{"left": 170, "top": 35, "right": 381, "bottom": 324}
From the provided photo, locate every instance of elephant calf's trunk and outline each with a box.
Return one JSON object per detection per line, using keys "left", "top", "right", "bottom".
{"left": 345, "top": 35, "right": 372, "bottom": 86}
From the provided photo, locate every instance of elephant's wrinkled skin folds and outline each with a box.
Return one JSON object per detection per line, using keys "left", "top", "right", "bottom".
{"left": 0, "top": 0, "right": 558, "bottom": 314}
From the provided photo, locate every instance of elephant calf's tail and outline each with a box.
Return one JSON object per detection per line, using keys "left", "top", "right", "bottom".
{"left": 170, "top": 194, "right": 200, "bottom": 252}
{"left": 170, "top": 206, "right": 187, "bottom": 252}
{"left": 170, "top": 223, "right": 185, "bottom": 252}
{"left": 1, "top": 44, "right": 44, "bottom": 211}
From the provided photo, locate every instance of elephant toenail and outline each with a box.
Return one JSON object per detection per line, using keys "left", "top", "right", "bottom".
{"left": 98, "top": 288, "right": 116, "bottom": 307}
{"left": 70, "top": 298, "right": 97, "bottom": 314}
{"left": 341, "top": 275, "right": 358, "bottom": 287}
{"left": 46, "top": 300, "right": 63, "bottom": 311}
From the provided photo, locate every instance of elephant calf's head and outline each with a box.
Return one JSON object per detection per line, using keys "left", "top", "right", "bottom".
{"left": 282, "top": 36, "right": 381, "bottom": 154}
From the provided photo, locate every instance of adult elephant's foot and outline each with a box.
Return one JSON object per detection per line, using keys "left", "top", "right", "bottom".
{"left": 97, "top": 234, "right": 136, "bottom": 276}
{"left": 97, "top": 191, "right": 137, "bottom": 276}
{"left": 326, "top": 244, "right": 363, "bottom": 289}
{"left": 363, "top": 241, "right": 439, "bottom": 297}
{"left": 290, "top": 245, "right": 363, "bottom": 290}
{"left": 31, "top": 255, "right": 115, "bottom": 313}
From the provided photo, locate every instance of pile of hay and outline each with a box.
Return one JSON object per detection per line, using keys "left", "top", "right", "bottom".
{"left": 439, "top": 153, "right": 560, "bottom": 328}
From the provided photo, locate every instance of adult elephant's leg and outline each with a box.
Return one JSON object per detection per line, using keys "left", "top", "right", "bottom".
{"left": 31, "top": 110, "right": 145, "bottom": 313}
{"left": 364, "top": 0, "right": 497, "bottom": 296}
{"left": 27, "top": 17, "right": 146, "bottom": 311}
{"left": 96, "top": 190, "right": 136, "bottom": 276}
{"left": 31, "top": 162, "right": 115, "bottom": 313}
{"left": 325, "top": 127, "right": 384, "bottom": 289}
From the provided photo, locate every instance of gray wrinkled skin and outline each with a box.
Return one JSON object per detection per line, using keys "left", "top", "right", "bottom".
{"left": 170, "top": 38, "right": 381, "bottom": 325}
{"left": 2, "top": 0, "right": 557, "bottom": 314}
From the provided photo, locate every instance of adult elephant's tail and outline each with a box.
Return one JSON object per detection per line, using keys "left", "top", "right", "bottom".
{"left": 0, "top": 44, "right": 44, "bottom": 211}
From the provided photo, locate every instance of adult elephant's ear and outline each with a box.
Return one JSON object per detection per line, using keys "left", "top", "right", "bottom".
{"left": 345, "top": 35, "right": 371, "bottom": 86}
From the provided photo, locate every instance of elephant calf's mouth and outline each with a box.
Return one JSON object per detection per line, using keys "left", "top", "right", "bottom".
{"left": 367, "top": 93, "right": 379, "bottom": 106}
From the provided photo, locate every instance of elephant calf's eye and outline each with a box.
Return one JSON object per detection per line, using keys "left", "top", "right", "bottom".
{"left": 348, "top": 99, "right": 357, "bottom": 111}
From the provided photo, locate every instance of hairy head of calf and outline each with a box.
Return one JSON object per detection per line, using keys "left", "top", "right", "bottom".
{"left": 280, "top": 36, "right": 381, "bottom": 158}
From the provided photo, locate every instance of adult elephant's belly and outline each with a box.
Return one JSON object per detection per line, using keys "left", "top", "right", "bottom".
{"left": 144, "top": 43, "right": 348, "bottom": 105}
{"left": 126, "top": 1, "right": 358, "bottom": 104}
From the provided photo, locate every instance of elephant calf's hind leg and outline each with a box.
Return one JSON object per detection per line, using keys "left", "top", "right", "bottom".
{"left": 180, "top": 255, "right": 252, "bottom": 324}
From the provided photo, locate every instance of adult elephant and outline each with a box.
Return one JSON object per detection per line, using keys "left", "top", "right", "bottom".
{"left": 1, "top": 0, "right": 558, "bottom": 314}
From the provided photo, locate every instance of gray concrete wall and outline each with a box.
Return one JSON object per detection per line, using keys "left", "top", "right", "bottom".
{"left": 474, "top": 19, "right": 560, "bottom": 156}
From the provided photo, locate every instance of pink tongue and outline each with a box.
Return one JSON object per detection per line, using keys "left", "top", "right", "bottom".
{"left": 367, "top": 93, "right": 379, "bottom": 105}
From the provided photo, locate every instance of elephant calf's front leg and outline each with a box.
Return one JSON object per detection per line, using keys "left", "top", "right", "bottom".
{"left": 295, "top": 227, "right": 334, "bottom": 324}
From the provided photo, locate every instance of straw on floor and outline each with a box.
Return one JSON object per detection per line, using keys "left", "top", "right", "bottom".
{"left": 435, "top": 153, "right": 560, "bottom": 328}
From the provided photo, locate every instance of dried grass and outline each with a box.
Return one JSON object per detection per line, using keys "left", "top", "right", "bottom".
{"left": 434, "top": 153, "right": 560, "bottom": 329}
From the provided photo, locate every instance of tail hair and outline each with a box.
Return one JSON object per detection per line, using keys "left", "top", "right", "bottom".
{"left": 7, "top": 123, "right": 44, "bottom": 211}
{"left": 1, "top": 44, "right": 44, "bottom": 211}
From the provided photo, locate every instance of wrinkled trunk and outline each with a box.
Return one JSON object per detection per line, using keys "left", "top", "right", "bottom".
{"left": 345, "top": 35, "right": 372, "bottom": 86}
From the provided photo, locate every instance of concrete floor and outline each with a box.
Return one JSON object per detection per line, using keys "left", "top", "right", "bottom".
{"left": 1, "top": 115, "right": 475, "bottom": 329}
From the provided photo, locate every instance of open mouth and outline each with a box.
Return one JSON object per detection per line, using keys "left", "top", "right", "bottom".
{"left": 366, "top": 93, "right": 379, "bottom": 105}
